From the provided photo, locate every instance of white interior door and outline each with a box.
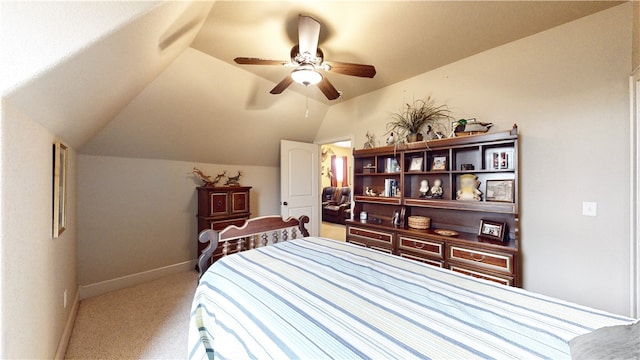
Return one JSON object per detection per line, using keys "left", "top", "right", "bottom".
{"left": 280, "top": 140, "right": 319, "bottom": 236}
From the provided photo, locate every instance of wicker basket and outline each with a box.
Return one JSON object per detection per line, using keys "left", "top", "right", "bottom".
{"left": 408, "top": 216, "right": 430, "bottom": 229}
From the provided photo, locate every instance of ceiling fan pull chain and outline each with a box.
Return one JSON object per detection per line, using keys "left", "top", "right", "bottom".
{"left": 305, "top": 96, "right": 310, "bottom": 118}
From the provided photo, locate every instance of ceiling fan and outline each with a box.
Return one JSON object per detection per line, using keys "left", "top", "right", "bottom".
{"left": 234, "top": 15, "right": 376, "bottom": 100}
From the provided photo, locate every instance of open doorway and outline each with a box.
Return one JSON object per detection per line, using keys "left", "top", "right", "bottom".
{"left": 319, "top": 139, "right": 353, "bottom": 241}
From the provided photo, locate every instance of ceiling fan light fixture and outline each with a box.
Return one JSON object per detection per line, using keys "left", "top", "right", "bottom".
{"left": 290, "top": 66, "right": 323, "bottom": 86}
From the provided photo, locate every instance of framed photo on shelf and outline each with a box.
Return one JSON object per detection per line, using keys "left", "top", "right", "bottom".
{"left": 486, "top": 179, "right": 515, "bottom": 202}
{"left": 409, "top": 157, "right": 424, "bottom": 172}
{"left": 487, "top": 149, "right": 514, "bottom": 170}
{"left": 478, "top": 219, "right": 506, "bottom": 241}
{"left": 432, "top": 156, "right": 447, "bottom": 171}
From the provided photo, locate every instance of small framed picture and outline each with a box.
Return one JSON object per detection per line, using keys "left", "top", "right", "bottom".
{"left": 409, "top": 157, "right": 424, "bottom": 172}
{"left": 487, "top": 149, "right": 514, "bottom": 170}
{"left": 478, "top": 219, "right": 506, "bottom": 241}
{"left": 486, "top": 179, "right": 515, "bottom": 203}
{"left": 432, "top": 156, "right": 447, "bottom": 171}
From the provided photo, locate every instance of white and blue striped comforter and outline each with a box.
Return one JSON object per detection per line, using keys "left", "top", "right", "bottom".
{"left": 188, "top": 237, "right": 633, "bottom": 359}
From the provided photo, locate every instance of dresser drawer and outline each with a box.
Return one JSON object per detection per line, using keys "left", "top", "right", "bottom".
{"left": 449, "top": 245, "right": 513, "bottom": 273}
{"left": 348, "top": 226, "right": 393, "bottom": 244}
{"left": 210, "top": 218, "right": 247, "bottom": 231}
{"left": 398, "top": 236, "right": 443, "bottom": 259}
{"left": 449, "top": 265, "right": 513, "bottom": 286}
{"left": 399, "top": 251, "right": 444, "bottom": 268}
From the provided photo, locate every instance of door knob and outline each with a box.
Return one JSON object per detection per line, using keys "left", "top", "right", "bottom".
{"left": 282, "top": 201, "right": 288, "bottom": 206}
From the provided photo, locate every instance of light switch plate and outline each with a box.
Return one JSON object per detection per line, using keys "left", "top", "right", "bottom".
{"left": 582, "top": 202, "right": 597, "bottom": 217}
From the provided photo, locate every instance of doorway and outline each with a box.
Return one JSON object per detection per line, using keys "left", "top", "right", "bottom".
{"left": 318, "top": 139, "right": 353, "bottom": 241}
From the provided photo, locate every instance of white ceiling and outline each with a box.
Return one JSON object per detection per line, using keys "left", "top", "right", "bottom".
{"left": 2, "top": 1, "right": 624, "bottom": 166}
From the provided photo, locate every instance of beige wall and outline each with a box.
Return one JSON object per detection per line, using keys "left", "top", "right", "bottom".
{"left": 315, "top": 4, "right": 633, "bottom": 316}
{"left": 320, "top": 144, "right": 352, "bottom": 189}
{"left": 77, "top": 155, "right": 279, "bottom": 285}
{"left": 0, "top": 100, "right": 78, "bottom": 358}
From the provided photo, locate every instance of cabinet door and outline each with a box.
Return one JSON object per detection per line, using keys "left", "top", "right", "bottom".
{"left": 210, "top": 192, "right": 228, "bottom": 215}
{"left": 231, "top": 191, "right": 249, "bottom": 213}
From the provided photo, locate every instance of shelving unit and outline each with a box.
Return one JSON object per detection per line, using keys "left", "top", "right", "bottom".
{"left": 348, "top": 126, "right": 520, "bottom": 286}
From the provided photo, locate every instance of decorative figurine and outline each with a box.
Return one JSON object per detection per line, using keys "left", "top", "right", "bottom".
{"left": 225, "top": 171, "right": 242, "bottom": 186}
{"left": 364, "top": 132, "right": 377, "bottom": 149}
{"left": 419, "top": 180, "right": 429, "bottom": 198}
{"left": 456, "top": 174, "right": 482, "bottom": 201}
{"left": 212, "top": 171, "right": 226, "bottom": 186}
{"left": 430, "top": 179, "right": 443, "bottom": 199}
{"left": 386, "top": 132, "right": 395, "bottom": 145}
{"left": 365, "top": 187, "right": 377, "bottom": 196}
{"left": 192, "top": 167, "right": 217, "bottom": 187}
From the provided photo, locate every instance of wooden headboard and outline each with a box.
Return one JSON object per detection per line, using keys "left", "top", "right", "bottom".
{"left": 198, "top": 215, "right": 310, "bottom": 277}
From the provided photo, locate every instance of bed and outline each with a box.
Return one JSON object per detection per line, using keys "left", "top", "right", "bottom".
{"left": 189, "top": 215, "right": 638, "bottom": 359}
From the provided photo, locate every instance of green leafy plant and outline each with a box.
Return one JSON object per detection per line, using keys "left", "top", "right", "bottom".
{"left": 386, "top": 97, "right": 453, "bottom": 143}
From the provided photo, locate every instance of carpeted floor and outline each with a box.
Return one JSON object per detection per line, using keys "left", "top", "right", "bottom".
{"left": 320, "top": 221, "right": 346, "bottom": 241}
{"left": 65, "top": 270, "right": 198, "bottom": 359}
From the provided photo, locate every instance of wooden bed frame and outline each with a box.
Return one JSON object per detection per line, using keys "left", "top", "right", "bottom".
{"left": 198, "top": 215, "right": 310, "bottom": 277}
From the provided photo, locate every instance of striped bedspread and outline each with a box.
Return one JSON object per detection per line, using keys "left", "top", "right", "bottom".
{"left": 188, "top": 237, "right": 633, "bottom": 359}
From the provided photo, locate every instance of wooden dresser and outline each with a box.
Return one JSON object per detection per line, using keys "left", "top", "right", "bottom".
{"left": 196, "top": 186, "right": 251, "bottom": 263}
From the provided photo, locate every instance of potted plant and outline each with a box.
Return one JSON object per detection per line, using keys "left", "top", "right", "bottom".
{"left": 386, "top": 96, "right": 453, "bottom": 143}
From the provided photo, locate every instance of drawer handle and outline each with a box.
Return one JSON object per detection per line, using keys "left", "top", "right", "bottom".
{"left": 470, "top": 253, "right": 486, "bottom": 262}
{"left": 217, "top": 201, "right": 223, "bottom": 206}
{"left": 413, "top": 241, "right": 425, "bottom": 249}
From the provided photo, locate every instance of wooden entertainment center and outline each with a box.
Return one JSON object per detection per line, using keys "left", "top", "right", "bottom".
{"left": 347, "top": 126, "right": 520, "bottom": 286}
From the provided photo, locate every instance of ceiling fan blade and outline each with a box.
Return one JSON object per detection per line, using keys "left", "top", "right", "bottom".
{"left": 317, "top": 77, "right": 340, "bottom": 100}
{"left": 270, "top": 76, "right": 293, "bottom": 94}
{"left": 298, "top": 15, "right": 320, "bottom": 57}
{"left": 325, "top": 61, "right": 376, "bottom": 78}
{"left": 234, "top": 57, "right": 288, "bottom": 66}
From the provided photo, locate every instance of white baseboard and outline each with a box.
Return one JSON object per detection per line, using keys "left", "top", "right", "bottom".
{"left": 54, "top": 286, "right": 80, "bottom": 360}
{"left": 79, "top": 260, "right": 197, "bottom": 300}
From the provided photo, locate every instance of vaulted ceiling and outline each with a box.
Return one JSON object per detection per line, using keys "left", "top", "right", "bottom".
{"left": 1, "top": 1, "right": 623, "bottom": 166}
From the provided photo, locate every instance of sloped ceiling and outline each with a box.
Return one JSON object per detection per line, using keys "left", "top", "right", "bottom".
{"left": 2, "top": 1, "right": 624, "bottom": 167}
{"left": 2, "top": 1, "right": 214, "bottom": 148}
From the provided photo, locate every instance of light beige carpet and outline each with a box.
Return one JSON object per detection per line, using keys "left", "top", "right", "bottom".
{"left": 65, "top": 270, "right": 198, "bottom": 360}
{"left": 321, "top": 221, "right": 346, "bottom": 241}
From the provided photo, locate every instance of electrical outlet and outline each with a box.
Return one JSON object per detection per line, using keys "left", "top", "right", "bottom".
{"left": 63, "top": 289, "right": 67, "bottom": 308}
{"left": 582, "top": 202, "right": 597, "bottom": 217}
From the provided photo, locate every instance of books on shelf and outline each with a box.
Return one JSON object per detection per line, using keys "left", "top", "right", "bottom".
{"left": 384, "top": 179, "right": 400, "bottom": 197}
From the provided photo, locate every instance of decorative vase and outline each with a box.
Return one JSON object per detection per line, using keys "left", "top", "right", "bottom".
{"left": 406, "top": 133, "right": 424, "bottom": 143}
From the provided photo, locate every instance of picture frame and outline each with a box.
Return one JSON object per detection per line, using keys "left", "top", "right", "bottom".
{"left": 478, "top": 219, "right": 506, "bottom": 241}
{"left": 486, "top": 179, "right": 515, "bottom": 203}
{"left": 432, "top": 156, "right": 447, "bottom": 171}
{"left": 53, "top": 142, "right": 68, "bottom": 238}
{"left": 409, "top": 157, "right": 424, "bottom": 172}
{"left": 486, "top": 149, "right": 514, "bottom": 170}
